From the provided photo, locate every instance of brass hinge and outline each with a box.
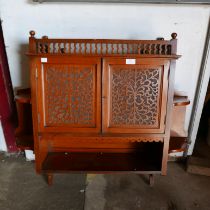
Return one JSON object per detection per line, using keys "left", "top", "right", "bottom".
{"left": 35, "top": 68, "right": 38, "bottom": 79}
{"left": 38, "top": 113, "right": 40, "bottom": 124}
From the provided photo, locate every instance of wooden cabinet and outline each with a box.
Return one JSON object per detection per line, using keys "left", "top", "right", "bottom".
{"left": 27, "top": 31, "right": 180, "bottom": 185}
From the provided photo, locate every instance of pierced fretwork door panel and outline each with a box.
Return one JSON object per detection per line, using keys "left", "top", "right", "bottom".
{"left": 102, "top": 58, "right": 169, "bottom": 134}
{"left": 37, "top": 57, "right": 101, "bottom": 133}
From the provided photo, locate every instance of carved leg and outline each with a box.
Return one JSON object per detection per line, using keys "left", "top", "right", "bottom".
{"left": 37, "top": 141, "right": 48, "bottom": 173}
{"left": 149, "top": 174, "right": 154, "bottom": 187}
{"left": 47, "top": 173, "right": 53, "bottom": 186}
{"left": 162, "top": 137, "right": 170, "bottom": 175}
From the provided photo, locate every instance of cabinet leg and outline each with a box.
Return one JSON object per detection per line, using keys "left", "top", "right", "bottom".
{"left": 149, "top": 174, "right": 154, "bottom": 187}
{"left": 47, "top": 173, "right": 53, "bottom": 186}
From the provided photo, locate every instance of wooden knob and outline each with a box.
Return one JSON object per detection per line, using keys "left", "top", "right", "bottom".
{"left": 29, "top": 30, "right": 35, "bottom": 37}
{"left": 171, "top": 33, "right": 177, "bottom": 39}
{"left": 42, "top": 35, "right": 48, "bottom": 39}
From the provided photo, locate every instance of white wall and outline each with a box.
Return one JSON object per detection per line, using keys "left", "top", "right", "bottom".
{"left": 0, "top": 121, "right": 7, "bottom": 151}
{"left": 0, "top": 0, "right": 209, "bottom": 153}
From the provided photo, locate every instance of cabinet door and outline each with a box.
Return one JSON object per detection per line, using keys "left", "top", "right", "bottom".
{"left": 102, "top": 58, "right": 169, "bottom": 134}
{"left": 37, "top": 57, "right": 101, "bottom": 133}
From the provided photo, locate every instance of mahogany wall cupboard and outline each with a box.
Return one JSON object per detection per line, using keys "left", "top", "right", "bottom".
{"left": 27, "top": 31, "right": 180, "bottom": 185}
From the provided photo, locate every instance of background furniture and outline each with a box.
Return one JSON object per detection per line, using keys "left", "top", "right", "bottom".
{"left": 0, "top": 21, "right": 17, "bottom": 152}
{"left": 26, "top": 31, "right": 180, "bottom": 185}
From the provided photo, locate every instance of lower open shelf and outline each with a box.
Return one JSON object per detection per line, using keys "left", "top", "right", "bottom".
{"left": 42, "top": 143, "right": 163, "bottom": 174}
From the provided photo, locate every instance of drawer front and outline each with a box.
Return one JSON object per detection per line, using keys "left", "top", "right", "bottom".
{"left": 36, "top": 57, "right": 101, "bottom": 133}
{"left": 102, "top": 57, "right": 169, "bottom": 134}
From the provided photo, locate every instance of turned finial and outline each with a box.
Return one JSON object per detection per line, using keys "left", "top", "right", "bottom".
{"left": 42, "top": 35, "right": 48, "bottom": 39}
{"left": 171, "top": 33, "right": 177, "bottom": 39}
{"left": 29, "top": 30, "right": 35, "bottom": 38}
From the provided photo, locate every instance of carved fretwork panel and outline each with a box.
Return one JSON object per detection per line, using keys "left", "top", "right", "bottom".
{"left": 111, "top": 67, "right": 161, "bottom": 128}
{"left": 45, "top": 65, "right": 94, "bottom": 126}
{"left": 37, "top": 58, "right": 101, "bottom": 133}
{"left": 103, "top": 58, "right": 169, "bottom": 134}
